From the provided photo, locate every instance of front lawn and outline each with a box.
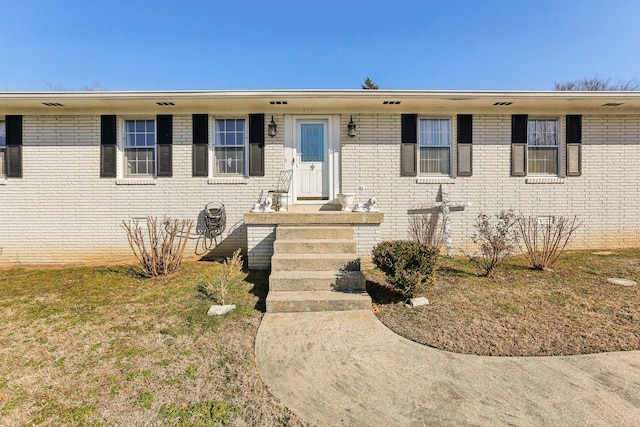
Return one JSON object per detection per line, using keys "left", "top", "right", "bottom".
{"left": 368, "top": 249, "right": 640, "bottom": 356}
{"left": 0, "top": 261, "right": 309, "bottom": 426}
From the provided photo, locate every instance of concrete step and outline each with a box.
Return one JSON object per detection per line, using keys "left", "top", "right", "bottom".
{"left": 271, "top": 253, "right": 361, "bottom": 272}
{"left": 276, "top": 225, "right": 353, "bottom": 240}
{"left": 266, "top": 291, "right": 372, "bottom": 313}
{"left": 273, "top": 239, "right": 357, "bottom": 255}
{"left": 269, "top": 270, "right": 366, "bottom": 292}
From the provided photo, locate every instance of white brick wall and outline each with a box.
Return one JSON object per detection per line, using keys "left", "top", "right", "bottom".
{"left": 1, "top": 112, "right": 640, "bottom": 264}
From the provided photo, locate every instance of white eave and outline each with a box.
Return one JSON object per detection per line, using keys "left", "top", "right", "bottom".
{"left": 0, "top": 89, "right": 639, "bottom": 115}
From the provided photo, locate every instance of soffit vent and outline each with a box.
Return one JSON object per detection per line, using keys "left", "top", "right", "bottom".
{"left": 602, "top": 103, "right": 623, "bottom": 107}
{"left": 383, "top": 101, "right": 401, "bottom": 105}
{"left": 156, "top": 102, "right": 175, "bottom": 106}
{"left": 42, "top": 102, "right": 64, "bottom": 107}
{"left": 269, "top": 101, "right": 288, "bottom": 105}
{"left": 493, "top": 102, "right": 513, "bottom": 106}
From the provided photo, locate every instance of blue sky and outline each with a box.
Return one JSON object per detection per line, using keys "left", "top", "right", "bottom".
{"left": 1, "top": 0, "right": 639, "bottom": 91}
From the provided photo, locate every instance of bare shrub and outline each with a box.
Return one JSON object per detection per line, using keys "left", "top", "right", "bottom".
{"left": 199, "top": 249, "right": 243, "bottom": 305}
{"left": 409, "top": 213, "right": 445, "bottom": 251}
{"left": 516, "top": 215, "right": 582, "bottom": 270}
{"left": 122, "top": 217, "right": 194, "bottom": 277}
{"left": 468, "top": 211, "right": 518, "bottom": 277}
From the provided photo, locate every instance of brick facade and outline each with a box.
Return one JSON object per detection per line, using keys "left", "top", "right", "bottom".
{"left": 1, "top": 94, "right": 639, "bottom": 264}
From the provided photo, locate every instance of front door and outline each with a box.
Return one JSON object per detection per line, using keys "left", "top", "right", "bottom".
{"left": 296, "top": 120, "right": 329, "bottom": 200}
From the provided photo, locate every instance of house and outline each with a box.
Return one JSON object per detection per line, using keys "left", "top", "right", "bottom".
{"left": 1, "top": 90, "right": 639, "bottom": 266}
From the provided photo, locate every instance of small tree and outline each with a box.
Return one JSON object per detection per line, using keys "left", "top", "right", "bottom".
{"left": 468, "top": 211, "right": 518, "bottom": 277}
{"left": 199, "top": 249, "right": 243, "bottom": 305}
{"left": 122, "top": 217, "right": 194, "bottom": 277}
{"left": 408, "top": 213, "right": 445, "bottom": 251}
{"left": 554, "top": 77, "right": 640, "bottom": 91}
{"left": 361, "top": 77, "right": 379, "bottom": 90}
{"left": 372, "top": 240, "right": 438, "bottom": 299}
{"left": 516, "top": 215, "right": 582, "bottom": 270}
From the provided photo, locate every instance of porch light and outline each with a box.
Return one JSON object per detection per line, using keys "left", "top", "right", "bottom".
{"left": 268, "top": 116, "right": 277, "bottom": 137}
{"left": 348, "top": 116, "right": 357, "bottom": 137}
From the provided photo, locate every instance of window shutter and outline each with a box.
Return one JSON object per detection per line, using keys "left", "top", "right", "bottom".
{"left": 156, "top": 115, "right": 172, "bottom": 177}
{"left": 511, "top": 115, "right": 528, "bottom": 176}
{"left": 456, "top": 114, "right": 472, "bottom": 176}
{"left": 192, "top": 114, "right": 208, "bottom": 177}
{"left": 5, "top": 115, "right": 22, "bottom": 178}
{"left": 566, "top": 115, "right": 582, "bottom": 176}
{"left": 100, "top": 115, "right": 117, "bottom": 178}
{"left": 248, "top": 114, "right": 264, "bottom": 177}
{"left": 400, "top": 114, "right": 417, "bottom": 176}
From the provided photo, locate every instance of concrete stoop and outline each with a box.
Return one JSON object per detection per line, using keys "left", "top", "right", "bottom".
{"left": 266, "top": 225, "right": 371, "bottom": 313}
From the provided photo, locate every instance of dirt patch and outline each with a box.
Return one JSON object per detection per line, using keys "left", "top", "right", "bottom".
{"left": 368, "top": 249, "right": 640, "bottom": 356}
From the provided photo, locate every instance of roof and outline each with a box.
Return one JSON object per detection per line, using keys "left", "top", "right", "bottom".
{"left": 0, "top": 90, "right": 638, "bottom": 115}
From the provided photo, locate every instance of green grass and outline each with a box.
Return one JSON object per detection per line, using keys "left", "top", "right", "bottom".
{"left": 0, "top": 261, "right": 307, "bottom": 426}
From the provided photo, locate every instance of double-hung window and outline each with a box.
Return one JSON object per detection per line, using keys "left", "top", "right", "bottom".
{"left": 214, "top": 118, "right": 246, "bottom": 175}
{"left": 527, "top": 119, "right": 558, "bottom": 175}
{"left": 124, "top": 119, "right": 156, "bottom": 176}
{"left": 419, "top": 118, "right": 451, "bottom": 175}
{"left": 0, "top": 121, "right": 5, "bottom": 176}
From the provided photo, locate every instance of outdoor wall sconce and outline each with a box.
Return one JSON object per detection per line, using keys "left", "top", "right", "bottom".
{"left": 348, "top": 116, "right": 357, "bottom": 137}
{"left": 268, "top": 116, "right": 277, "bottom": 137}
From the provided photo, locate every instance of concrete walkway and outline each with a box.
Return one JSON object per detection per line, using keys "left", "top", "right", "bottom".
{"left": 255, "top": 310, "right": 640, "bottom": 426}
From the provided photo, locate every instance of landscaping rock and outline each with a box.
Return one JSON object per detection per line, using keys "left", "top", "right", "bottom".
{"left": 207, "top": 304, "right": 236, "bottom": 316}
{"left": 406, "top": 297, "right": 429, "bottom": 307}
{"left": 607, "top": 278, "right": 637, "bottom": 287}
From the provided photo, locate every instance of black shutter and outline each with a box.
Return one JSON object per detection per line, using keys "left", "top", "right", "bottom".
{"left": 192, "top": 114, "right": 209, "bottom": 177}
{"left": 100, "top": 115, "right": 117, "bottom": 178}
{"left": 401, "top": 114, "right": 417, "bottom": 176}
{"left": 566, "top": 115, "right": 582, "bottom": 176}
{"left": 248, "top": 114, "right": 264, "bottom": 176}
{"left": 566, "top": 115, "right": 582, "bottom": 143}
{"left": 457, "top": 114, "right": 473, "bottom": 144}
{"left": 5, "top": 115, "right": 22, "bottom": 178}
{"left": 511, "top": 115, "right": 528, "bottom": 143}
{"left": 156, "top": 115, "right": 172, "bottom": 177}
{"left": 457, "top": 114, "right": 473, "bottom": 177}
{"left": 511, "top": 115, "right": 528, "bottom": 176}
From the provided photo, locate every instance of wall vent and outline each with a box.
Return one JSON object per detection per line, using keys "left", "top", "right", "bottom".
{"left": 493, "top": 102, "right": 513, "bottom": 106}
{"left": 602, "top": 103, "right": 623, "bottom": 107}
{"left": 156, "top": 102, "right": 175, "bottom": 106}
{"left": 42, "top": 102, "right": 64, "bottom": 107}
{"left": 269, "top": 101, "right": 288, "bottom": 105}
{"left": 383, "top": 101, "right": 401, "bottom": 105}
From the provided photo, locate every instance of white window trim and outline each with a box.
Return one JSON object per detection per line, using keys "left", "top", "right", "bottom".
{"left": 211, "top": 117, "right": 249, "bottom": 178}
{"left": 527, "top": 117, "right": 561, "bottom": 177}
{"left": 116, "top": 117, "right": 158, "bottom": 185}
{"left": 418, "top": 116, "right": 453, "bottom": 177}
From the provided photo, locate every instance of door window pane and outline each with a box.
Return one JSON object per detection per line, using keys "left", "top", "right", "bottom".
{"left": 300, "top": 123, "right": 324, "bottom": 162}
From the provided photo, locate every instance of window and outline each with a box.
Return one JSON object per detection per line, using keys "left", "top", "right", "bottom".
{"left": 528, "top": 119, "right": 558, "bottom": 175}
{"left": 124, "top": 119, "right": 156, "bottom": 176}
{"left": 214, "top": 118, "right": 246, "bottom": 175}
{"left": 0, "top": 121, "right": 5, "bottom": 176}
{"left": 419, "top": 118, "right": 451, "bottom": 175}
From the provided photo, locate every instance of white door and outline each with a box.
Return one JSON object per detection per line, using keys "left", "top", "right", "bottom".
{"left": 296, "top": 120, "right": 329, "bottom": 200}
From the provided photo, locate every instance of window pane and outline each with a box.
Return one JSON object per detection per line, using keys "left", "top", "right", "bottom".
{"left": 0, "top": 121, "right": 5, "bottom": 147}
{"left": 300, "top": 123, "right": 324, "bottom": 162}
{"left": 528, "top": 147, "right": 558, "bottom": 174}
{"left": 528, "top": 120, "right": 557, "bottom": 146}
{"left": 215, "top": 147, "right": 245, "bottom": 175}
{"left": 0, "top": 151, "right": 4, "bottom": 175}
{"left": 420, "top": 147, "right": 450, "bottom": 174}
{"left": 420, "top": 119, "right": 450, "bottom": 147}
